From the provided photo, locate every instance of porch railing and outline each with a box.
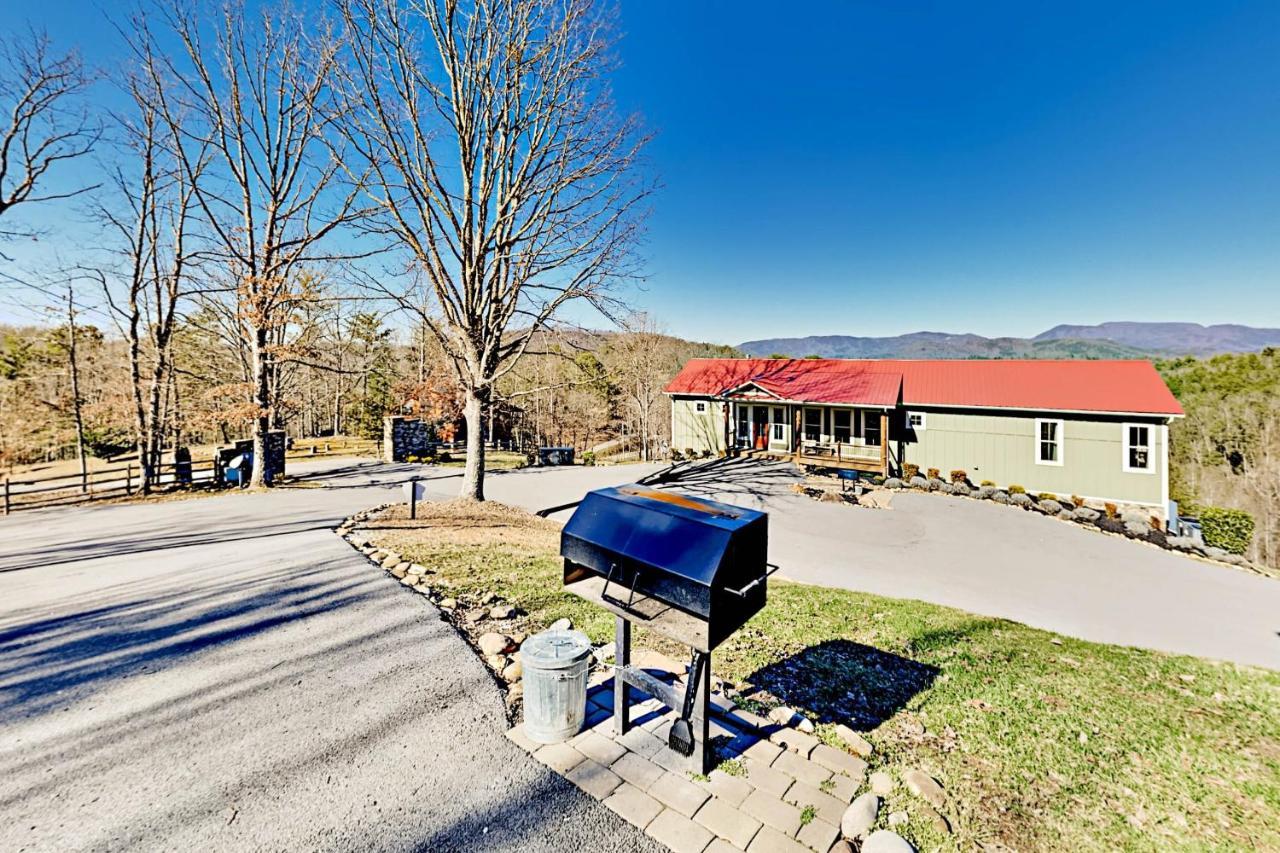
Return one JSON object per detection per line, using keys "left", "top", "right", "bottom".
{"left": 798, "top": 440, "right": 882, "bottom": 463}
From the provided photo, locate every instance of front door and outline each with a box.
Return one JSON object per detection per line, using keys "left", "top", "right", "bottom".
{"left": 736, "top": 406, "right": 750, "bottom": 447}
{"left": 752, "top": 406, "right": 769, "bottom": 449}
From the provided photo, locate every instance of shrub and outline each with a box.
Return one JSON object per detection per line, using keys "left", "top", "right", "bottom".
{"left": 582, "top": 451, "right": 596, "bottom": 467}
{"left": 438, "top": 451, "right": 453, "bottom": 463}
{"left": 1199, "top": 506, "right": 1255, "bottom": 555}
{"left": 701, "top": 449, "right": 714, "bottom": 459}
{"left": 926, "top": 467, "right": 940, "bottom": 480}
{"left": 684, "top": 448, "right": 696, "bottom": 459}
{"left": 1036, "top": 492, "right": 1057, "bottom": 502}
{"left": 980, "top": 479, "right": 995, "bottom": 487}
{"left": 949, "top": 469, "right": 968, "bottom": 484}
{"left": 1104, "top": 502, "right": 1118, "bottom": 518}
{"left": 1071, "top": 494, "right": 1085, "bottom": 508}
{"left": 903, "top": 463, "right": 920, "bottom": 480}
{"left": 670, "top": 449, "right": 685, "bottom": 462}
{"left": 1008, "top": 484, "right": 1026, "bottom": 495}
{"left": 406, "top": 455, "right": 420, "bottom": 464}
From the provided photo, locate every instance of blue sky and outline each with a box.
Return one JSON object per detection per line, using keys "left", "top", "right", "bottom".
{"left": 2, "top": 1, "right": 1278, "bottom": 344}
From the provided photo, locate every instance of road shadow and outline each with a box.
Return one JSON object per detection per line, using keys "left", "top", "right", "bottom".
{"left": 740, "top": 639, "right": 939, "bottom": 731}
{"left": 639, "top": 456, "right": 802, "bottom": 505}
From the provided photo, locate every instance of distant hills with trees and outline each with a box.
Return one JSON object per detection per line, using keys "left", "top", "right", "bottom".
{"left": 739, "top": 322, "right": 1280, "bottom": 359}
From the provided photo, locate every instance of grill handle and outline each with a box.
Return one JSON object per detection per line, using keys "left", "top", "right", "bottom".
{"left": 724, "top": 563, "right": 780, "bottom": 599}
{"left": 601, "top": 561, "right": 650, "bottom": 620}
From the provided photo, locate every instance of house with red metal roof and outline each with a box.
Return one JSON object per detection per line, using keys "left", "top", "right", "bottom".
{"left": 664, "top": 358, "right": 1184, "bottom": 518}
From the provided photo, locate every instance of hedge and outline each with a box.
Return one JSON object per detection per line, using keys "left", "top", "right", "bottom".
{"left": 1198, "top": 507, "right": 1255, "bottom": 555}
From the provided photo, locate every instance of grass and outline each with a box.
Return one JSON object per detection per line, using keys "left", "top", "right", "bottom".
{"left": 433, "top": 449, "right": 529, "bottom": 471}
{"left": 362, "top": 501, "right": 1280, "bottom": 853}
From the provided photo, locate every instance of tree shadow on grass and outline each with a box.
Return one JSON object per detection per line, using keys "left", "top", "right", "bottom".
{"left": 742, "top": 638, "right": 940, "bottom": 731}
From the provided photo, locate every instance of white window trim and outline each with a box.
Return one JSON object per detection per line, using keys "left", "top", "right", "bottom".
{"left": 907, "top": 411, "right": 926, "bottom": 430}
{"left": 1122, "top": 422, "right": 1155, "bottom": 474}
{"left": 695, "top": 401, "right": 706, "bottom": 413}
{"left": 1035, "top": 418, "right": 1065, "bottom": 466}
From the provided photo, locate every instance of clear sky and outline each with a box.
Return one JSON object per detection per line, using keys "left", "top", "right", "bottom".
{"left": 2, "top": 1, "right": 1278, "bottom": 344}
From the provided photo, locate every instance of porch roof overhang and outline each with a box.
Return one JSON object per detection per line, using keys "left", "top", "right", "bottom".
{"left": 714, "top": 372, "right": 902, "bottom": 409}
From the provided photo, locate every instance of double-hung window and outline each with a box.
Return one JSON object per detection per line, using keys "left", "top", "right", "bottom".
{"left": 1123, "top": 423, "right": 1154, "bottom": 473}
{"left": 1035, "top": 418, "right": 1064, "bottom": 465}
{"left": 771, "top": 407, "right": 785, "bottom": 441}
{"left": 907, "top": 411, "right": 926, "bottom": 430}
{"left": 832, "top": 410, "right": 852, "bottom": 444}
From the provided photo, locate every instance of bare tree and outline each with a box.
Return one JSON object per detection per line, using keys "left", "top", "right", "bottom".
{"left": 338, "top": 0, "right": 649, "bottom": 499}
{"left": 608, "top": 313, "right": 677, "bottom": 462}
{"left": 0, "top": 29, "right": 99, "bottom": 242}
{"left": 140, "top": 0, "right": 366, "bottom": 487}
{"left": 94, "top": 48, "right": 207, "bottom": 492}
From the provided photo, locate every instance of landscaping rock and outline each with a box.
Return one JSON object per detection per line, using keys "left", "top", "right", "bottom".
{"left": 1204, "top": 546, "right": 1228, "bottom": 561}
{"left": 1124, "top": 520, "right": 1151, "bottom": 538}
{"left": 1144, "top": 529, "right": 1168, "bottom": 548}
{"left": 862, "top": 830, "right": 916, "bottom": 853}
{"left": 927, "top": 478, "right": 946, "bottom": 491}
{"left": 834, "top": 724, "right": 874, "bottom": 758}
{"left": 883, "top": 477, "right": 904, "bottom": 489}
{"left": 887, "top": 811, "right": 907, "bottom": 827}
{"left": 1073, "top": 506, "right": 1100, "bottom": 523}
{"left": 1010, "top": 493, "right": 1032, "bottom": 508}
{"left": 950, "top": 483, "right": 971, "bottom": 497}
{"left": 438, "top": 597, "right": 457, "bottom": 610}
{"left": 908, "top": 476, "right": 929, "bottom": 490}
{"left": 1167, "top": 536, "right": 1198, "bottom": 551}
{"left": 937, "top": 482, "right": 954, "bottom": 495}
{"left": 549, "top": 617, "right": 572, "bottom": 631}
{"left": 407, "top": 563, "right": 427, "bottom": 576}
{"left": 478, "top": 632, "right": 515, "bottom": 656}
{"left": 489, "top": 604, "right": 515, "bottom": 620}
{"left": 593, "top": 641, "right": 616, "bottom": 662}
{"left": 485, "top": 654, "right": 507, "bottom": 672}
{"left": 1222, "top": 553, "right": 1249, "bottom": 566}
{"left": 902, "top": 770, "right": 945, "bottom": 808}
{"left": 922, "top": 805, "right": 952, "bottom": 834}
{"left": 840, "top": 793, "right": 879, "bottom": 840}
{"left": 399, "top": 575, "right": 416, "bottom": 587}
{"left": 1095, "top": 512, "right": 1126, "bottom": 532}
{"left": 769, "top": 705, "right": 801, "bottom": 726}
{"left": 795, "top": 716, "right": 815, "bottom": 734}
{"left": 1039, "top": 499, "right": 1063, "bottom": 515}
{"left": 1120, "top": 509, "right": 1150, "bottom": 526}
{"left": 991, "top": 490, "right": 1010, "bottom": 504}
{"left": 869, "top": 771, "right": 893, "bottom": 794}
{"left": 389, "top": 564, "right": 409, "bottom": 579}
{"left": 1057, "top": 508, "right": 1076, "bottom": 521}
{"left": 502, "top": 657, "right": 523, "bottom": 682}
{"left": 975, "top": 486, "right": 996, "bottom": 500}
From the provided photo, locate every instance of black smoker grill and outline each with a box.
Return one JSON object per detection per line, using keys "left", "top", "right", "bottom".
{"left": 561, "top": 484, "right": 771, "bottom": 772}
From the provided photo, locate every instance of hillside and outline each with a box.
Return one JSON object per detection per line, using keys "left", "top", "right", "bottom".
{"left": 737, "top": 331, "right": 1155, "bottom": 360}
{"left": 1037, "top": 322, "right": 1280, "bottom": 355}
{"left": 740, "top": 321, "right": 1280, "bottom": 359}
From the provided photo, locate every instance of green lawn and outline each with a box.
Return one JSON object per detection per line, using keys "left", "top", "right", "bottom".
{"left": 363, "top": 501, "right": 1280, "bottom": 853}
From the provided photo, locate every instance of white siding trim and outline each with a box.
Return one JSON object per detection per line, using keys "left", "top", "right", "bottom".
{"left": 1160, "top": 423, "right": 1170, "bottom": 509}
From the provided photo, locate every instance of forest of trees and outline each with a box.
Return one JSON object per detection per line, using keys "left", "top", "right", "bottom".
{"left": 1159, "top": 349, "right": 1280, "bottom": 569}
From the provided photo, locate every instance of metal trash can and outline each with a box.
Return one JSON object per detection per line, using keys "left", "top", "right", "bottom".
{"left": 521, "top": 628, "right": 592, "bottom": 743}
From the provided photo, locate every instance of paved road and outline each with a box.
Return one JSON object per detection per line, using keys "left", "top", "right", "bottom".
{"left": 412, "top": 456, "right": 1280, "bottom": 671}
{"left": 0, "top": 459, "right": 665, "bottom": 853}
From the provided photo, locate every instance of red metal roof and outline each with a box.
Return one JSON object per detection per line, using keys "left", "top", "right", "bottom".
{"left": 665, "top": 358, "right": 1184, "bottom": 416}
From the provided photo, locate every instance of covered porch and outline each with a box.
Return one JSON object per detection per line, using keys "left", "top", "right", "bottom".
{"left": 725, "top": 396, "right": 891, "bottom": 475}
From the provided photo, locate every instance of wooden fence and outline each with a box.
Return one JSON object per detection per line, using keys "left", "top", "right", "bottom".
{"left": 2, "top": 458, "right": 220, "bottom": 516}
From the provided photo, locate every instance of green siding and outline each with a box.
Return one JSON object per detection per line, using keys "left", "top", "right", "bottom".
{"left": 900, "top": 409, "right": 1165, "bottom": 506}
{"left": 672, "top": 397, "right": 726, "bottom": 454}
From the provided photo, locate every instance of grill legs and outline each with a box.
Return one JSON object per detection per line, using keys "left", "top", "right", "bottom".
{"left": 612, "top": 615, "right": 713, "bottom": 774}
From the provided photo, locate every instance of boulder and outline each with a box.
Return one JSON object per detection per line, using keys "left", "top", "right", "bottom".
{"left": 438, "top": 597, "right": 457, "bottom": 610}
{"left": 869, "top": 770, "right": 893, "bottom": 794}
{"left": 407, "top": 563, "right": 427, "bottom": 576}
{"left": 937, "top": 482, "right": 955, "bottom": 495}
{"left": 840, "top": 793, "right": 879, "bottom": 840}
{"left": 489, "top": 604, "right": 515, "bottom": 620}
{"left": 548, "top": 617, "right": 572, "bottom": 631}
{"left": 1120, "top": 509, "right": 1150, "bottom": 526}
{"left": 883, "top": 477, "right": 904, "bottom": 489}
{"left": 1058, "top": 508, "right": 1076, "bottom": 521}
{"left": 1010, "top": 493, "right": 1032, "bottom": 508}
{"left": 991, "top": 490, "right": 1010, "bottom": 504}
{"left": 887, "top": 811, "right": 908, "bottom": 827}
{"left": 1167, "top": 536, "right": 1198, "bottom": 551}
{"left": 478, "top": 632, "right": 515, "bottom": 656}
{"left": 1144, "top": 529, "right": 1168, "bottom": 548}
{"left": 974, "top": 487, "right": 996, "bottom": 500}
{"left": 1073, "top": 506, "right": 1100, "bottom": 523}
{"left": 927, "top": 478, "right": 946, "bottom": 491}
{"left": 1222, "top": 553, "right": 1249, "bottom": 566}
{"left": 834, "top": 724, "right": 874, "bottom": 757}
{"left": 902, "top": 770, "right": 946, "bottom": 808}
{"left": 768, "top": 705, "right": 801, "bottom": 726}
{"left": 1203, "top": 546, "right": 1229, "bottom": 561}
{"left": 389, "top": 564, "right": 409, "bottom": 579}
{"left": 593, "top": 641, "right": 616, "bottom": 663}
{"left": 950, "top": 483, "right": 971, "bottom": 497}
{"left": 861, "top": 831, "right": 916, "bottom": 853}
{"left": 1123, "top": 519, "right": 1151, "bottom": 538}
{"left": 1097, "top": 517, "right": 1126, "bottom": 535}
{"left": 908, "top": 476, "right": 929, "bottom": 490}
{"left": 1039, "top": 499, "right": 1063, "bottom": 515}
{"left": 502, "top": 657, "right": 523, "bottom": 682}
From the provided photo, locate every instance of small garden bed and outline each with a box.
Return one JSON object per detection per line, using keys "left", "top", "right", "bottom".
{"left": 344, "top": 500, "right": 1280, "bottom": 853}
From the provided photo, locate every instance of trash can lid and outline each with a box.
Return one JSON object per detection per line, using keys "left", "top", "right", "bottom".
{"left": 521, "top": 629, "right": 592, "bottom": 670}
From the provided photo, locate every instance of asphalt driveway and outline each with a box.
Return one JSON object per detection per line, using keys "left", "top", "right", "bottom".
{"left": 0, "top": 459, "right": 665, "bottom": 853}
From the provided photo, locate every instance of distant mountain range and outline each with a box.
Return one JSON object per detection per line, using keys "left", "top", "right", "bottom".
{"left": 738, "top": 322, "right": 1280, "bottom": 360}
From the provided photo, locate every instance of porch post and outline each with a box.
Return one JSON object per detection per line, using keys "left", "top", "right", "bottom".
{"left": 880, "top": 411, "right": 889, "bottom": 475}
{"left": 792, "top": 406, "right": 801, "bottom": 457}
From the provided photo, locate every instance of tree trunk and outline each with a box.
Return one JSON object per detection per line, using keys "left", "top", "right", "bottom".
{"left": 250, "top": 326, "right": 270, "bottom": 487}
{"left": 66, "top": 292, "right": 88, "bottom": 493}
{"left": 461, "top": 387, "right": 487, "bottom": 500}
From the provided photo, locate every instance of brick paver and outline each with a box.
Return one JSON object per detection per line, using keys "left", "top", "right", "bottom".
{"left": 648, "top": 807, "right": 715, "bottom": 853}
{"left": 508, "top": 679, "right": 877, "bottom": 853}
{"left": 693, "top": 796, "right": 762, "bottom": 849}
{"left": 742, "top": 788, "right": 804, "bottom": 836}
{"left": 566, "top": 757, "right": 623, "bottom": 800}
{"left": 650, "top": 770, "right": 712, "bottom": 817}
{"left": 604, "top": 782, "right": 664, "bottom": 829}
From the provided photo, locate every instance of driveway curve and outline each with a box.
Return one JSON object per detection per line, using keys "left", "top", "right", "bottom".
{"left": 0, "top": 458, "right": 665, "bottom": 853}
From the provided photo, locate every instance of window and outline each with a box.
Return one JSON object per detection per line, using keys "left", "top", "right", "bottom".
{"left": 771, "top": 408, "right": 785, "bottom": 441}
{"left": 803, "top": 408, "right": 822, "bottom": 442}
{"left": 833, "top": 410, "right": 852, "bottom": 443}
{"left": 908, "top": 411, "right": 926, "bottom": 430}
{"left": 695, "top": 401, "right": 706, "bottom": 413}
{"left": 1035, "top": 418, "right": 1064, "bottom": 465}
{"left": 863, "top": 411, "right": 882, "bottom": 446}
{"left": 1123, "top": 423, "right": 1154, "bottom": 473}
